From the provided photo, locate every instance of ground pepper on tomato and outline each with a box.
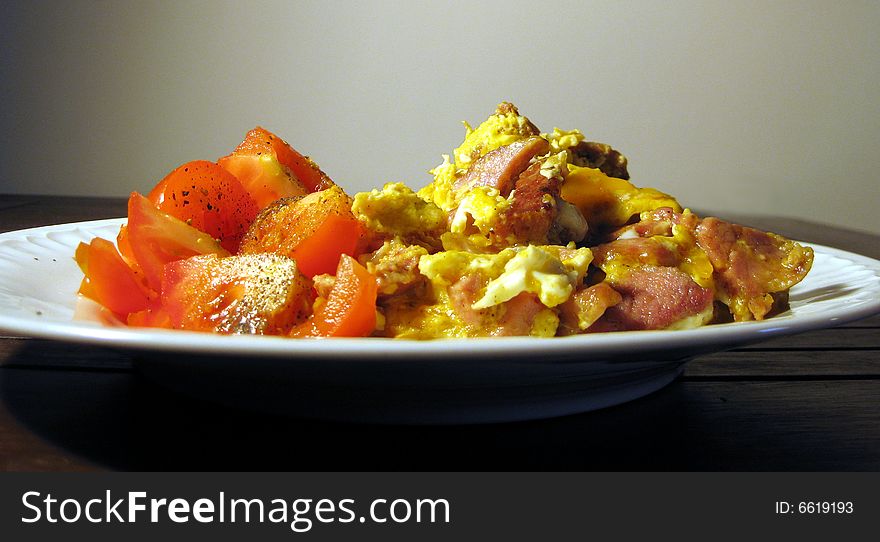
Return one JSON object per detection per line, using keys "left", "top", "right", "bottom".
{"left": 126, "top": 192, "right": 230, "bottom": 291}
{"left": 148, "top": 160, "right": 259, "bottom": 253}
{"left": 238, "top": 186, "right": 364, "bottom": 278}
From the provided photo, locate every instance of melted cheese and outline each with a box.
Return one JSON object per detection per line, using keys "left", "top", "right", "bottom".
{"left": 561, "top": 165, "right": 681, "bottom": 229}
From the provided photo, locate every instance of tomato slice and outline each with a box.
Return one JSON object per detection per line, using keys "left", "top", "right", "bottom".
{"left": 115, "top": 224, "right": 137, "bottom": 266}
{"left": 148, "top": 160, "right": 259, "bottom": 252}
{"left": 239, "top": 186, "right": 362, "bottom": 278}
{"left": 291, "top": 254, "right": 377, "bottom": 338}
{"left": 264, "top": 129, "right": 336, "bottom": 193}
{"left": 218, "top": 128, "right": 309, "bottom": 208}
{"left": 288, "top": 213, "right": 362, "bottom": 278}
{"left": 218, "top": 127, "right": 334, "bottom": 203}
{"left": 74, "top": 237, "right": 156, "bottom": 316}
{"left": 127, "top": 192, "right": 230, "bottom": 291}
{"left": 162, "top": 253, "right": 313, "bottom": 334}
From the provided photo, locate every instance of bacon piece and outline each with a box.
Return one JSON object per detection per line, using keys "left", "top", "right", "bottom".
{"left": 589, "top": 266, "right": 714, "bottom": 332}
{"left": 453, "top": 137, "right": 550, "bottom": 195}
{"left": 694, "top": 217, "right": 813, "bottom": 321}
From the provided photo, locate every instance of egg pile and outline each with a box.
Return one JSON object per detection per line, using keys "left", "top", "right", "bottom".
{"left": 350, "top": 103, "right": 813, "bottom": 338}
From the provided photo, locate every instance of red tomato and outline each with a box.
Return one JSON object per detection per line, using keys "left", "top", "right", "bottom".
{"left": 218, "top": 127, "right": 335, "bottom": 205}
{"left": 126, "top": 192, "right": 229, "bottom": 291}
{"left": 115, "top": 224, "right": 137, "bottom": 266}
{"left": 288, "top": 213, "right": 362, "bottom": 278}
{"left": 162, "top": 253, "right": 313, "bottom": 334}
{"left": 218, "top": 128, "right": 308, "bottom": 208}
{"left": 290, "top": 254, "right": 377, "bottom": 338}
{"left": 262, "top": 128, "right": 336, "bottom": 193}
{"left": 238, "top": 186, "right": 363, "bottom": 278}
{"left": 74, "top": 237, "right": 155, "bottom": 316}
{"left": 148, "top": 160, "right": 259, "bottom": 252}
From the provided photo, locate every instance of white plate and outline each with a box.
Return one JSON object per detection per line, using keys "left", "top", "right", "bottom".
{"left": 1, "top": 218, "right": 879, "bottom": 424}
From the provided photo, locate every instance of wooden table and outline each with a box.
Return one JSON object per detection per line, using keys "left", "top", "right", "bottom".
{"left": 1, "top": 195, "right": 878, "bottom": 471}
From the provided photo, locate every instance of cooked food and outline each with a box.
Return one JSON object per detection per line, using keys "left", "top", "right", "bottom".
{"left": 162, "top": 252, "right": 313, "bottom": 334}
{"left": 75, "top": 103, "right": 814, "bottom": 339}
{"left": 239, "top": 185, "right": 361, "bottom": 278}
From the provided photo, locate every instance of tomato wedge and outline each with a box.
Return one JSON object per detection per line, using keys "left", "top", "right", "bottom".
{"left": 74, "top": 237, "right": 155, "bottom": 316}
{"left": 239, "top": 186, "right": 362, "bottom": 278}
{"left": 162, "top": 253, "right": 313, "bottom": 334}
{"left": 290, "top": 254, "right": 377, "bottom": 338}
{"left": 148, "top": 160, "right": 260, "bottom": 252}
{"left": 115, "top": 224, "right": 137, "bottom": 266}
{"left": 287, "top": 213, "right": 362, "bottom": 277}
{"left": 218, "top": 128, "right": 309, "bottom": 208}
{"left": 127, "top": 192, "right": 230, "bottom": 291}
{"left": 218, "top": 127, "right": 334, "bottom": 204}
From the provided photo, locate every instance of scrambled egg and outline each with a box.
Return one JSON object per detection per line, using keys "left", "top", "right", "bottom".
{"left": 544, "top": 127, "right": 586, "bottom": 153}
{"left": 382, "top": 245, "right": 592, "bottom": 339}
{"left": 421, "top": 245, "right": 592, "bottom": 309}
{"left": 418, "top": 103, "right": 538, "bottom": 214}
{"left": 452, "top": 105, "right": 539, "bottom": 170}
{"left": 471, "top": 246, "right": 592, "bottom": 309}
{"left": 448, "top": 186, "right": 510, "bottom": 235}
{"left": 352, "top": 182, "right": 447, "bottom": 249}
{"left": 353, "top": 103, "right": 702, "bottom": 338}
{"left": 347, "top": 102, "right": 797, "bottom": 338}
{"left": 440, "top": 186, "right": 512, "bottom": 252}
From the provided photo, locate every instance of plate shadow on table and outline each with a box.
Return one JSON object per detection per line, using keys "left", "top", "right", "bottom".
{"left": 1, "top": 341, "right": 877, "bottom": 471}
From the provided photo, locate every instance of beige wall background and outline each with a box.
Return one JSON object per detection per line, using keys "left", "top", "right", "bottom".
{"left": 2, "top": 0, "right": 878, "bottom": 234}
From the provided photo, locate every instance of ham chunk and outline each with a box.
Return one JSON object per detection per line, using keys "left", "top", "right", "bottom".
{"left": 591, "top": 237, "right": 681, "bottom": 268}
{"left": 494, "top": 160, "right": 561, "bottom": 245}
{"left": 606, "top": 207, "right": 681, "bottom": 241}
{"left": 444, "top": 276, "right": 554, "bottom": 336}
{"left": 604, "top": 208, "right": 814, "bottom": 322}
{"left": 448, "top": 136, "right": 589, "bottom": 248}
{"left": 589, "top": 213, "right": 716, "bottom": 331}
{"left": 453, "top": 137, "right": 550, "bottom": 196}
{"left": 362, "top": 240, "right": 428, "bottom": 296}
{"left": 558, "top": 282, "right": 623, "bottom": 335}
{"left": 589, "top": 266, "right": 714, "bottom": 332}
{"left": 694, "top": 217, "right": 813, "bottom": 321}
{"left": 491, "top": 292, "right": 550, "bottom": 337}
